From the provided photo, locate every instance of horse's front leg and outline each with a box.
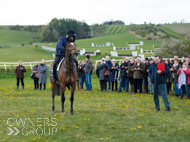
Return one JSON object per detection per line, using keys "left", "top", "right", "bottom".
{"left": 61, "top": 84, "right": 66, "bottom": 115}
{"left": 52, "top": 91, "right": 55, "bottom": 112}
{"left": 70, "top": 84, "right": 76, "bottom": 115}
{"left": 51, "top": 83, "right": 56, "bottom": 112}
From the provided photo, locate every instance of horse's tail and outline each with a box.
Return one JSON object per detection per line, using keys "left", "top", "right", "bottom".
{"left": 55, "top": 83, "right": 61, "bottom": 96}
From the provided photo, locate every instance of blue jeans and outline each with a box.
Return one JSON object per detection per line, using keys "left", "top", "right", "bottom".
{"left": 173, "top": 82, "right": 180, "bottom": 95}
{"left": 153, "top": 83, "right": 170, "bottom": 109}
{"left": 85, "top": 73, "right": 92, "bottom": 90}
{"left": 77, "top": 77, "right": 83, "bottom": 85}
{"left": 108, "top": 81, "right": 111, "bottom": 90}
{"left": 144, "top": 78, "right": 148, "bottom": 93}
{"left": 134, "top": 79, "right": 143, "bottom": 93}
{"left": 119, "top": 77, "right": 129, "bottom": 91}
{"left": 82, "top": 76, "right": 86, "bottom": 89}
{"left": 180, "top": 84, "right": 190, "bottom": 97}
{"left": 148, "top": 77, "right": 153, "bottom": 94}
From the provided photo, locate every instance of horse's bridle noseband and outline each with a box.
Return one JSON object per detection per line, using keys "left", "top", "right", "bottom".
{"left": 64, "top": 42, "right": 77, "bottom": 73}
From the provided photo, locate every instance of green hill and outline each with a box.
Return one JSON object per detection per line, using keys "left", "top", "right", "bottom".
{"left": 161, "top": 23, "right": 190, "bottom": 35}
{"left": 106, "top": 25, "right": 128, "bottom": 35}
{"left": 157, "top": 27, "right": 182, "bottom": 39}
{"left": 0, "top": 29, "right": 41, "bottom": 47}
{"left": 3, "top": 23, "right": 190, "bottom": 63}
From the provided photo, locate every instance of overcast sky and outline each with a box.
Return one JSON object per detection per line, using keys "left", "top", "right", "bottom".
{"left": 0, "top": 0, "right": 189, "bottom": 25}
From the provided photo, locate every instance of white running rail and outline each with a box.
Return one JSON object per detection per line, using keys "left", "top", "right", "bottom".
{"left": 0, "top": 60, "right": 54, "bottom": 70}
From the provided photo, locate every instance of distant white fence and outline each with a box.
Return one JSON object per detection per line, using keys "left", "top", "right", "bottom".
{"left": 0, "top": 60, "right": 54, "bottom": 70}
{"left": 92, "top": 42, "right": 111, "bottom": 47}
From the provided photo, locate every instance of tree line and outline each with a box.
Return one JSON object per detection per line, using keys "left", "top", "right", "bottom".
{"left": 41, "top": 18, "right": 91, "bottom": 42}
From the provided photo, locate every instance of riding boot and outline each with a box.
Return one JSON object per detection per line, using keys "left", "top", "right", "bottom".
{"left": 77, "top": 85, "right": 79, "bottom": 91}
{"left": 52, "top": 66, "right": 57, "bottom": 82}
{"left": 80, "top": 85, "right": 83, "bottom": 91}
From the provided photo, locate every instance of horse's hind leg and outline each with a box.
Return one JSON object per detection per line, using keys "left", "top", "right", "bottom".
{"left": 70, "top": 85, "right": 76, "bottom": 115}
{"left": 61, "top": 85, "right": 66, "bottom": 115}
{"left": 52, "top": 91, "right": 55, "bottom": 112}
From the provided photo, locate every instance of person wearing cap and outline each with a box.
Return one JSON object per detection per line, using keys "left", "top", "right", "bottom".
{"left": 52, "top": 30, "right": 76, "bottom": 81}
{"left": 85, "top": 55, "right": 93, "bottom": 91}
{"left": 177, "top": 62, "right": 190, "bottom": 100}
{"left": 99, "top": 58, "right": 109, "bottom": 91}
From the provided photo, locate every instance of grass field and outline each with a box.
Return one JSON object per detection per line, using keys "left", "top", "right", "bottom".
{"left": 0, "top": 29, "right": 40, "bottom": 47}
{"left": 158, "top": 27, "right": 182, "bottom": 39}
{"left": 161, "top": 23, "right": 190, "bottom": 35}
{"left": 0, "top": 45, "right": 54, "bottom": 62}
{"left": 0, "top": 71, "right": 190, "bottom": 141}
{"left": 106, "top": 25, "right": 128, "bottom": 35}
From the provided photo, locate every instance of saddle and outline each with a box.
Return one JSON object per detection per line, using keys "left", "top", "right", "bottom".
{"left": 51, "top": 57, "right": 65, "bottom": 82}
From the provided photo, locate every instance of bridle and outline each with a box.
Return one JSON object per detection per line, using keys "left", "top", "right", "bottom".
{"left": 63, "top": 42, "right": 77, "bottom": 73}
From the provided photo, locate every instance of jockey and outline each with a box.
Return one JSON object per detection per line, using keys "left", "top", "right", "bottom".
{"left": 53, "top": 30, "right": 77, "bottom": 81}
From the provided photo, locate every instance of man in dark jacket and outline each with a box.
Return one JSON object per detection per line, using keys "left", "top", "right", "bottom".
{"left": 52, "top": 30, "right": 76, "bottom": 81}
{"left": 148, "top": 58, "right": 154, "bottom": 94}
{"left": 106, "top": 56, "right": 113, "bottom": 91}
{"left": 110, "top": 59, "right": 119, "bottom": 91}
{"left": 96, "top": 60, "right": 102, "bottom": 90}
{"left": 149, "top": 55, "right": 171, "bottom": 111}
{"left": 85, "top": 55, "right": 93, "bottom": 91}
{"left": 118, "top": 57, "right": 130, "bottom": 92}
{"left": 81, "top": 60, "right": 86, "bottom": 89}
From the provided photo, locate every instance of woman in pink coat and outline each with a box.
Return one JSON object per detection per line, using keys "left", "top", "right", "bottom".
{"left": 177, "top": 62, "right": 190, "bottom": 100}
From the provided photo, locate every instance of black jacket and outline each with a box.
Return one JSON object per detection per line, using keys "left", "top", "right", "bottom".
{"left": 144, "top": 63, "right": 150, "bottom": 79}
{"left": 120, "top": 61, "right": 129, "bottom": 78}
{"left": 77, "top": 65, "right": 84, "bottom": 77}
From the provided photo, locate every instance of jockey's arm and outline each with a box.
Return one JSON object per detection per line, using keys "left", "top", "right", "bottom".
{"left": 57, "top": 37, "right": 67, "bottom": 53}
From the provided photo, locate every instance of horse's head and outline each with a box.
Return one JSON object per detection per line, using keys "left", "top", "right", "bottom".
{"left": 66, "top": 42, "right": 78, "bottom": 59}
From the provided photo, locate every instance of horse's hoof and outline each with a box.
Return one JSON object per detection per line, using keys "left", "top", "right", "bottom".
{"left": 62, "top": 112, "right": 65, "bottom": 116}
{"left": 71, "top": 112, "right": 74, "bottom": 115}
{"left": 52, "top": 111, "right": 55, "bottom": 113}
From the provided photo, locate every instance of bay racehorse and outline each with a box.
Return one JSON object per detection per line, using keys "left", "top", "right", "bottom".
{"left": 50, "top": 42, "right": 78, "bottom": 115}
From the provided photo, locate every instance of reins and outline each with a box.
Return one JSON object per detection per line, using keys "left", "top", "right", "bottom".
{"left": 62, "top": 42, "right": 76, "bottom": 84}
